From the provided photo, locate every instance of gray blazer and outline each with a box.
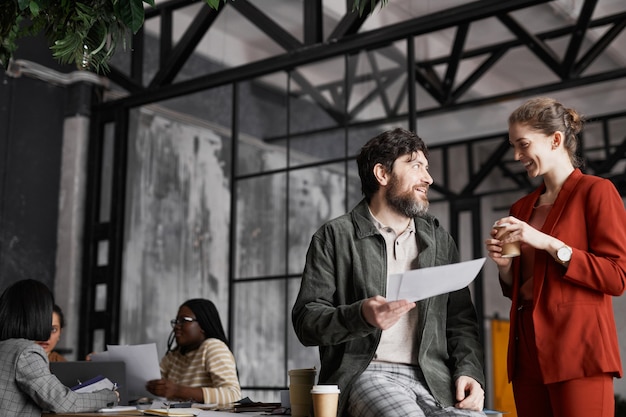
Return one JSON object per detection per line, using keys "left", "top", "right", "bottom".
{"left": 292, "top": 199, "right": 485, "bottom": 416}
{"left": 0, "top": 338, "right": 117, "bottom": 417}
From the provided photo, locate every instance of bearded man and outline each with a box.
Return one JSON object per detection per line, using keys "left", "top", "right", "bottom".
{"left": 292, "top": 128, "right": 486, "bottom": 417}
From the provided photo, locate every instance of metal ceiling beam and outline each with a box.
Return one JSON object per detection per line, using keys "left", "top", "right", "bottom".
{"left": 100, "top": 0, "right": 553, "bottom": 110}
{"left": 130, "top": 30, "right": 145, "bottom": 86}
{"left": 327, "top": 0, "right": 380, "bottom": 40}
{"left": 415, "top": 63, "right": 445, "bottom": 105}
{"left": 497, "top": 13, "right": 563, "bottom": 78}
{"left": 263, "top": 67, "right": 626, "bottom": 143}
{"left": 144, "top": 0, "right": 200, "bottom": 18}
{"left": 347, "top": 68, "right": 402, "bottom": 119}
{"left": 574, "top": 18, "right": 626, "bottom": 76}
{"left": 104, "top": 0, "right": 626, "bottom": 125}
{"left": 290, "top": 71, "right": 345, "bottom": 124}
{"left": 149, "top": 5, "right": 224, "bottom": 88}
{"left": 159, "top": 8, "right": 174, "bottom": 67}
{"left": 304, "top": 0, "right": 324, "bottom": 45}
{"left": 587, "top": 138, "right": 626, "bottom": 175}
{"left": 415, "top": 67, "right": 626, "bottom": 119}
{"left": 443, "top": 23, "right": 469, "bottom": 103}
{"left": 366, "top": 51, "right": 393, "bottom": 115}
{"left": 460, "top": 139, "right": 512, "bottom": 196}
{"left": 230, "top": 0, "right": 303, "bottom": 50}
{"left": 561, "top": 0, "right": 597, "bottom": 75}
{"left": 450, "top": 47, "right": 508, "bottom": 102}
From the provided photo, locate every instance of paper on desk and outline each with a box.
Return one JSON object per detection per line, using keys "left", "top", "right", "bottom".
{"left": 386, "top": 258, "right": 486, "bottom": 302}
{"left": 91, "top": 343, "right": 161, "bottom": 401}
{"left": 71, "top": 375, "right": 115, "bottom": 393}
{"left": 142, "top": 409, "right": 199, "bottom": 416}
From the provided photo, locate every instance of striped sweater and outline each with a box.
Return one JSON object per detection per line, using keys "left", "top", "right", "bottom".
{"left": 160, "top": 338, "right": 241, "bottom": 405}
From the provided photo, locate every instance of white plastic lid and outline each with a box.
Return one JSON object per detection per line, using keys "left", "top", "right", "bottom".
{"left": 493, "top": 221, "right": 511, "bottom": 227}
{"left": 310, "top": 385, "right": 340, "bottom": 394}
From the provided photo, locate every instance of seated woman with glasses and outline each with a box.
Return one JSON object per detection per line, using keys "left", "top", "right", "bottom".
{"left": 145, "top": 298, "right": 241, "bottom": 406}
{"left": 0, "top": 279, "right": 118, "bottom": 416}
{"left": 35, "top": 304, "right": 67, "bottom": 362}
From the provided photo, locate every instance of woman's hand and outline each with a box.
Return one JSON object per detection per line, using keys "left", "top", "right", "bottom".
{"left": 484, "top": 233, "right": 513, "bottom": 267}
{"left": 492, "top": 216, "right": 558, "bottom": 251}
{"left": 146, "top": 378, "right": 180, "bottom": 400}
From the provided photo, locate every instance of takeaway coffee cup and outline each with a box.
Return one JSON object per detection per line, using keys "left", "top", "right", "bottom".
{"left": 310, "top": 385, "right": 340, "bottom": 417}
{"left": 289, "top": 368, "right": 317, "bottom": 417}
{"left": 493, "top": 222, "right": 520, "bottom": 258}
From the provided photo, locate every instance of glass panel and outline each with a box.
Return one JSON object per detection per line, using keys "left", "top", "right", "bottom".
{"left": 287, "top": 278, "right": 320, "bottom": 372}
{"left": 93, "top": 329, "right": 106, "bottom": 354}
{"left": 346, "top": 160, "right": 363, "bottom": 211}
{"left": 235, "top": 174, "right": 287, "bottom": 279}
{"left": 95, "top": 283, "right": 107, "bottom": 312}
{"left": 347, "top": 41, "right": 408, "bottom": 122}
{"left": 97, "top": 240, "right": 108, "bottom": 266}
{"left": 289, "top": 56, "right": 345, "bottom": 136}
{"left": 233, "top": 280, "right": 285, "bottom": 389}
{"left": 606, "top": 116, "right": 626, "bottom": 174}
{"left": 347, "top": 123, "right": 407, "bottom": 159}
{"left": 120, "top": 87, "right": 232, "bottom": 358}
{"left": 288, "top": 130, "right": 346, "bottom": 168}
{"left": 237, "top": 73, "right": 289, "bottom": 176}
{"left": 287, "top": 163, "right": 354, "bottom": 274}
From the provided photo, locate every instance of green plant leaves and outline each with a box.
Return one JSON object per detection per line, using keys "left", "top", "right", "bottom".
{"left": 115, "top": 0, "right": 145, "bottom": 34}
{"left": 205, "top": 0, "right": 225, "bottom": 9}
{"left": 45, "top": 1, "right": 127, "bottom": 72}
{"left": 352, "top": 0, "right": 388, "bottom": 16}
{"left": 17, "top": 0, "right": 31, "bottom": 11}
{"left": 2, "top": 0, "right": 384, "bottom": 73}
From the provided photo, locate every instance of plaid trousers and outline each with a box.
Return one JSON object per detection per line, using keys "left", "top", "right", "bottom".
{"left": 346, "top": 362, "right": 487, "bottom": 417}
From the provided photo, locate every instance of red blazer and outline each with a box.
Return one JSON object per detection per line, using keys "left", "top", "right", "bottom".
{"left": 502, "top": 169, "right": 626, "bottom": 383}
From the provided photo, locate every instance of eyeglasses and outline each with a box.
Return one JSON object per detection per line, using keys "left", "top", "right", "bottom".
{"left": 170, "top": 317, "right": 197, "bottom": 328}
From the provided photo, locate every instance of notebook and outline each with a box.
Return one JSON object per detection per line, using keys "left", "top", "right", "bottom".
{"left": 50, "top": 360, "right": 128, "bottom": 405}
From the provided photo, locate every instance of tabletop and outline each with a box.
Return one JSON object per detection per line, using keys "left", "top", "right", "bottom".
{"left": 43, "top": 412, "right": 142, "bottom": 417}
{"left": 42, "top": 410, "right": 268, "bottom": 417}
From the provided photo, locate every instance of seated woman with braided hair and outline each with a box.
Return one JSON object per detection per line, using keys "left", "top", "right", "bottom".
{"left": 146, "top": 298, "right": 241, "bottom": 406}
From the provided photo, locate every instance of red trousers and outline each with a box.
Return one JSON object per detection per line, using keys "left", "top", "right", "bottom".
{"left": 512, "top": 301, "right": 614, "bottom": 417}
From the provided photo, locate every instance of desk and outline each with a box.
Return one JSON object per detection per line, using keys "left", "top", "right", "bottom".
{"left": 43, "top": 412, "right": 142, "bottom": 417}
{"left": 43, "top": 411, "right": 267, "bottom": 417}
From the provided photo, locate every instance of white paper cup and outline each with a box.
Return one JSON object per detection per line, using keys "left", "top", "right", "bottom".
{"left": 310, "top": 385, "right": 340, "bottom": 417}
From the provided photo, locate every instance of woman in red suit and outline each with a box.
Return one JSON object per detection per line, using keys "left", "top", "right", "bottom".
{"left": 485, "top": 97, "right": 626, "bottom": 417}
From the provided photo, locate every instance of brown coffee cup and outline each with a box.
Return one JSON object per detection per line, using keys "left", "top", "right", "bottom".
{"left": 289, "top": 368, "right": 317, "bottom": 417}
{"left": 493, "top": 223, "right": 520, "bottom": 258}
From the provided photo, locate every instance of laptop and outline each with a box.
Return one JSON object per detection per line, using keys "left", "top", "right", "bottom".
{"left": 50, "top": 360, "right": 129, "bottom": 405}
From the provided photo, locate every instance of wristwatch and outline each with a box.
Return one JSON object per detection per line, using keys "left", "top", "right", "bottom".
{"left": 556, "top": 245, "right": 572, "bottom": 265}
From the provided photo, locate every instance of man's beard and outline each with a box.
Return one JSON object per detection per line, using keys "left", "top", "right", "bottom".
{"left": 386, "top": 174, "right": 429, "bottom": 218}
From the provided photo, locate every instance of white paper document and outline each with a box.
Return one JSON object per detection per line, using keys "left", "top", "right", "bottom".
{"left": 386, "top": 258, "right": 486, "bottom": 302}
{"left": 71, "top": 375, "right": 115, "bottom": 393}
{"left": 91, "top": 343, "right": 162, "bottom": 401}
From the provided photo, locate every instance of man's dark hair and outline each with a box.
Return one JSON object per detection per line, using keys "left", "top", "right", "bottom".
{"left": 0, "top": 279, "right": 54, "bottom": 341}
{"left": 356, "top": 128, "right": 429, "bottom": 202}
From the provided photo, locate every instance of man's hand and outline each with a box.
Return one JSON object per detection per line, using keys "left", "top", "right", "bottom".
{"left": 454, "top": 375, "right": 484, "bottom": 411}
{"left": 361, "top": 295, "right": 416, "bottom": 330}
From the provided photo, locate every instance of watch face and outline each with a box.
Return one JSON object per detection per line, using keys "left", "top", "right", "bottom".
{"left": 558, "top": 246, "right": 572, "bottom": 262}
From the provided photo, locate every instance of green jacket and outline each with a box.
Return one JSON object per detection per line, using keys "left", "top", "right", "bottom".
{"left": 292, "top": 199, "right": 485, "bottom": 416}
